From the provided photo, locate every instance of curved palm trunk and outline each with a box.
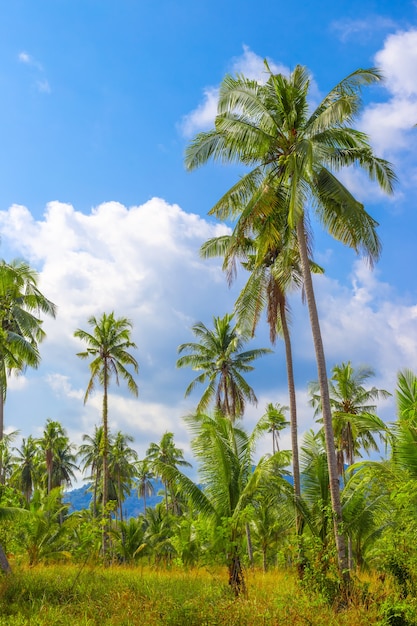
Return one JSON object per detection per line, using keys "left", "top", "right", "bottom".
{"left": 279, "top": 298, "right": 301, "bottom": 531}
{"left": 0, "top": 391, "right": 4, "bottom": 441}
{"left": 296, "top": 218, "right": 349, "bottom": 579}
{"left": 102, "top": 366, "right": 109, "bottom": 558}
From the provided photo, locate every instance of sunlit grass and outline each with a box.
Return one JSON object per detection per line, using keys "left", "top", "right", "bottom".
{"left": 0, "top": 564, "right": 399, "bottom": 625}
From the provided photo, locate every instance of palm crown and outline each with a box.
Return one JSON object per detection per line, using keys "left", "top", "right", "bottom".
{"left": 177, "top": 313, "right": 271, "bottom": 420}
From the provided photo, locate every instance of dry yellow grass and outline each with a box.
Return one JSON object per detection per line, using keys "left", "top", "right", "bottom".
{"left": 0, "top": 563, "right": 398, "bottom": 625}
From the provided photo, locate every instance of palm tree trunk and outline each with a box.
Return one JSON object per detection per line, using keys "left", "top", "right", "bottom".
{"left": 0, "top": 391, "right": 4, "bottom": 441}
{"left": 0, "top": 543, "right": 11, "bottom": 574}
{"left": 0, "top": 393, "right": 4, "bottom": 483}
{"left": 93, "top": 473, "right": 98, "bottom": 518}
{"left": 296, "top": 218, "right": 349, "bottom": 579}
{"left": 245, "top": 522, "right": 253, "bottom": 565}
{"left": 102, "top": 366, "right": 109, "bottom": 558}
{"left": 262, "top": 544, "right": 267, "bottom": 573}
{"left": 279, "top": 298, "right": 302, "bottom": 532}
{"left": 46, "top": 449, "right": 53, "bottom": 494}
{"left": 118, "top": 474, "right": 124, "bottom": 524}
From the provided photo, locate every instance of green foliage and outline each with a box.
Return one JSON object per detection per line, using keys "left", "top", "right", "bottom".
{"left": 379, "top": 599, "right": 417, "bottom": 626}
{"left": 177, "top": 313, "right": 271, "bottom": 420}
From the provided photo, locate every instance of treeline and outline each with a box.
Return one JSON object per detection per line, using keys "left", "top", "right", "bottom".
{"left": 1, "top": 366, "right": 417, "bottom": 601}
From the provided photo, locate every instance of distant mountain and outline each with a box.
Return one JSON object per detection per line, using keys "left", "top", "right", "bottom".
{"left": 63, "top": 480, "right": 164, "bottom": 518}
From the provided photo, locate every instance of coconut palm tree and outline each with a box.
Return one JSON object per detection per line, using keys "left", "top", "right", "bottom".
{"left": 51, "top": 441, "right": 78, "bottom": 491}
{"left": 109, "top": 431, "right": 138, "bottom": 523}
{"left": 12, "top": 435, "right": 38, "bottom": 503}
{"left": 78, "top": 425, "right": 104, "bottom": 517}
{"left": 146, "top": 432, "right": 191, "bottom": 514}
{"left": 159, "top": 410, "right": 291, "bottom": 595}
{"left": 177, "top": 313, "right": 271, "bottom": 421}
{"left": 185, "top": 64, "right": 396, "bottom": 575}
{"left": 136, "top": 459, "right": 155, "bottom": 513}
{"left": 391, "top": 369, "right": 417, "bottom": 475}
{"left": 200, "top": 211, "right": 322, "bottom": 509}
{"left": 38, "top": 419, "right": 68, "bottom": 494}
{"left": 257, "top": 402, "right": 289, "bottom": 454}
{"left": 0, "top": 260, "right": 56, "bottom": 440}
{"left": 0, "top": 430, "right": 19, "bottom": 485}
{"left": 74, "top": 312, "right": 139, "bottom": 554}
{"left": 396, "top": 369, "right": 417, "bottom": 425}
{"left": 310, "top": 362, "right": 390, "bottom": 477}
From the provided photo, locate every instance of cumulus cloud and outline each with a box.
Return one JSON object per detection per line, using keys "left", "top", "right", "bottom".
{"left": 375, "top": 30, "right": 417, "bottom": 98}
{"left": 0, "top": 199, "right": 233, "bottom": 455}
{"left": 180, "top": 46, "right": 289, "bottom": 137}
{"left": 0, "top": 198, "right": 415, "bottom": 470}
{"left": 355, "top": 28, "right": 417, "bottom": 163}
{"left": 180, "top": 87, "right": 219, "bottom": 137}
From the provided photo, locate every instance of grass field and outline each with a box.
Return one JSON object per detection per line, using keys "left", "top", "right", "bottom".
{"left": 0, "top": 564, "right": 397, "bottom": 625}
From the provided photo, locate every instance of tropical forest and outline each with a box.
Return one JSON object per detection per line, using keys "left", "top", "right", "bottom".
{"left": 1, "top": 64, "right": 417, "bottom": 626}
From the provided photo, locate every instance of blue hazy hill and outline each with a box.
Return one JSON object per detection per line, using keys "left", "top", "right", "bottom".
{"left": 64, "top": 480, "right": 164, "bottom": 517}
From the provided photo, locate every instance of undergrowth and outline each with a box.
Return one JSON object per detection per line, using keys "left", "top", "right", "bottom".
{"left": 0, "top": 564, "right": 410, "bottom": 625}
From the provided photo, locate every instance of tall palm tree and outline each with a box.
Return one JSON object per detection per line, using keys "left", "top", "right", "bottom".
{"left": 38, "top": 419, "right": 68, "bottom": 494}
{"left": 185, "top": 64, "right": 396, "bottom": 575}
{"left": 396, "top": 369, "right": 417, "bottom": 425}
{"left": 146, "top": 432, "right": 191, "bottom": 514}
{"left": 391, "top": 369, "right": 417, "bottom": 475}
{"left": 161, "top": 411, "right": 291, "bottom": 594}
{"left": 12, "top": 435, "right": 38, "bottom": 503}
{"left": 136, "top": 459, "right": 155, "bottom": 513}
{"left": 310, "top": 362, "right": 390, "bottom": 477}
{"left": 109, "top": 431, "right": 138, "bottom": 523}
{"left": 298, "top": 429, "right": 332, "bottom": 545}
{"left": 74, "top": 312, "right": 139, "bottom": 554}
{"left": 78, "top": 425, "right": 104, "bottom": 517}
{"left": 0, "top": 260, "right": 56, "bottom": 440}
{"left": 51, "top": 441, "right": 78, "bottom": 491}
{"left": 257, "top": 402, "right": 289, "bottom": 454}
{"left": 0, "top": 429, "right": 19, "bottom": 485}
{"left": 201, "top": 210, "right": 322, "bottom": 508}
{"left": 177, "top": 313, "right": 271, "bottom": 421}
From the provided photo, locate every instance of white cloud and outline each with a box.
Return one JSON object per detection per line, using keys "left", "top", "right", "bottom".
{"left": 375, "top": 30, "right": 417, "bottom": 98}
{"left": 0, "top": 199, "right": 233, "bottom": 457}
{"left": 180, "top": 87, "right": 219, "bottom": 137}
{"left": 36, "top": 79, "right": 51, "bottom": 94}
{"left": 18, "top": 51, "right": 31, "bottom": 64}
{"left": 180, "top": 46, "right": 289, "bottom": 137}
{"left": 1, "top": 198, "right": 416, "bottom": 473}
{"left": 313, "top": 260, "right": 417, "bottom": 390}
{"left": 7, "top": 374, "right": 28, "bottom": 392}
{"left": 230, "top": 45, "right": 288, "bottom": 81}
{"left": 353, "top": 28, "right": 417, "bottom": 163}
{"left": 18, "top": 50, "right": 50, "bottom": 93}
{"left": 46, "top": 373, "right": 84, "bottom": 401}
{"left": 331, "top": 16, "right": 397, "bottom": 43}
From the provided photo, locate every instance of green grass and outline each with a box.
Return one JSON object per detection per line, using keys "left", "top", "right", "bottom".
{"left": 0, "top": 564, "right": 403, "bottom": 625}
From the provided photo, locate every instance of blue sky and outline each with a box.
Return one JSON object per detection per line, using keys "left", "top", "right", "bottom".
{"left": 0, "top": 1, "right": 417, "bottom": 477}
